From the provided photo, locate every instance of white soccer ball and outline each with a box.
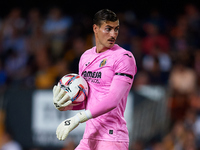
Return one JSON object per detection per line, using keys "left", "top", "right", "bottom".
{"left": 58, "top": 73, "right": 89, "bottom": 106}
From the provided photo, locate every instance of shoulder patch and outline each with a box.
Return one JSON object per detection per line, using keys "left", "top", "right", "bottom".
{"left": 124, "top": 53, "right": 132, "bottom": 58}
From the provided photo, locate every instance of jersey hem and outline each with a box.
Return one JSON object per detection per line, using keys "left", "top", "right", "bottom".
{"left": 82, "top": 137, "right": 129, "bottom": 143}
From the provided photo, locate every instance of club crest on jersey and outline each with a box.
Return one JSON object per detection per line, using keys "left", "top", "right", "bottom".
{"left": 99, "top": 59, "right": 107, "bottom": 67}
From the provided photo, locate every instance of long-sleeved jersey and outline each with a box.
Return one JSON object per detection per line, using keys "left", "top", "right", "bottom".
{"left": 78, "top": 44, "right": 137, "bottom": 142}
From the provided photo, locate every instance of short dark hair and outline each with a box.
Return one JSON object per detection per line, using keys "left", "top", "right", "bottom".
{"left": 93, "top": 9, "right": 118, "bottom": 26}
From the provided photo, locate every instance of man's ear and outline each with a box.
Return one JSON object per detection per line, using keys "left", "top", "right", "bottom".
{"left": 93, "top": 24, "right": 98, "bottom": 33}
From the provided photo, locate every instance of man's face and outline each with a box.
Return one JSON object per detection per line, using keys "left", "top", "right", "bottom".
{"left": 94, "top": 20, "right": 119, "bottom": 51}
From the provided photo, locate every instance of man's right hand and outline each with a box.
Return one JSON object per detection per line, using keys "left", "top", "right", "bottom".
{"left": 53, "top": 85, "right": 72, "bottom": 111}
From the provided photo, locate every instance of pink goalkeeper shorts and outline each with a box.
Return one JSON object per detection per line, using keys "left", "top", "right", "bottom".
{"left": 75, "top": 139, "right": 129, "bottom": 150}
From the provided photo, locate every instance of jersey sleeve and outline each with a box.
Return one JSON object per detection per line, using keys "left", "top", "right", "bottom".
{"left": 113, "top": 52, "right": 137, "bottom": 84}
{"left": 61, "top": 101, "right": 86, "bottom": 111}
{"left": 71, "top": 101, "right": 86, "bottom": 110}
{"left": 89, "top": 78, "right": 130, "bottom": 118}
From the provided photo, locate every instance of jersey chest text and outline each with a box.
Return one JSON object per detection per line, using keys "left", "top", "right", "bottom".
{"left": 81, "top": 57, "right": 114, "bottom": 85}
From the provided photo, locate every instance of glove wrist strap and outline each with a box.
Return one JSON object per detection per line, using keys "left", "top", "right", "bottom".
{"left": 76, "top": 110, "right": 92, "bottom": 123}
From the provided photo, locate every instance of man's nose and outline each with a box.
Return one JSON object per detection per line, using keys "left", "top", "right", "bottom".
{"left": 110, "top": 29, "right": 118, "bottom": 38}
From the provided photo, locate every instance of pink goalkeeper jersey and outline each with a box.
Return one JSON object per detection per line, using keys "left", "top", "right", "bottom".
{"left": 79, "top": 44, "right": 137, "bottom": 142}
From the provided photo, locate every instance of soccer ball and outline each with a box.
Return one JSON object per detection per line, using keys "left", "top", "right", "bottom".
{"left": 58, "top": 73, "right": 89, "bottom": 106}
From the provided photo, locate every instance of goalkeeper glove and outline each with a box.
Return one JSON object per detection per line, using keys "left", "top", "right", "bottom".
{"left": 56, "top": 110, "right": 92, "bottom": 140}
{"left": 53, "top": 85, "right": 72, "bottom": 111}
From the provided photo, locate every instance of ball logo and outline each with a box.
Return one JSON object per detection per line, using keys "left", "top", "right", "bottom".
{"left": 60, "top": 84, "right": 72, "bottom": 92}
{"left": 99, "top": 59, "right": 107, "bottom": 67}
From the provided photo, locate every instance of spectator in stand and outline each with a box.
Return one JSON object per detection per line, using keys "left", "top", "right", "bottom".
{"left": 142, "top": 54, "right": 163, "bottom": 85}
{"left": 64, "top": 36, "right": 87, "bottom": 73}
{"left": 141, "top": 21, "right": 169, "bottom": 55}
{"left": 1, "top": 30, "right": 28, "bottom": 85}
{"left": 161, "top": 120, "right": 198, "bottom": 150}
{"left": 145, "top": 9, "right": 169, "bottom": 34}
{"left": 184, "top": 3, "right": 200, "bottom": 48}
{"left": 116, "top": 23, "right": 132, "bottom": 51}
{"left": 130, "top": 36, "right": 143, "bottom": 70}
{"left": 24, "top": 12, "right": 48, "bottom": 87}
{"left": 168, "top": 61, "right": 197, "bottom": 124}
{"left": 0, "top": 59, "right": 7, "bottom": 89}
{"left": 169, "top": 61, "right": 197, "bottom": 96}
{"left": 0, "top": 8, "right": 25, "bottom": 40}
{"left": 141, "top": 21, "right": 171, "bottom": 85}
{"left": 25, "top": 8, "right": 44, "bottom": 37}
{"left": 43, "top": 7, "right": 73, "bottom": 61}
{"left": 129, "top": 140, "right": 145, "bottom": 150}
{"left": 34, "top": 46, "right": 58, "bottom": 89}
{"left": 0, "top": 128, "right": 22, "bottom": 150}
{"left": 170, "top": 15, "right": 190, "bottom": 52}
{"left": 132, "top": 71, "right": 150, "bottom": 90}
{"left": 194, "top": 50, "right": 200, "bottom": 87}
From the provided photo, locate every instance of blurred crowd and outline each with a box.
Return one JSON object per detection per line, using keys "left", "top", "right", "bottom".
{"left": 0, "top": 3, "right": 200, "bottom": 150}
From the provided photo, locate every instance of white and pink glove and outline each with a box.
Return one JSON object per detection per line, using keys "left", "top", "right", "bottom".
{"left": 56, "top": 110, "right": 92, "bottom": 140}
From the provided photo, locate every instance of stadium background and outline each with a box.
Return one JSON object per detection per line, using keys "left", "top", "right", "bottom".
{"left": 0, "top": 0, "right": 200, "bottom": 18}
{"left": 0, "top": 0, "right": 200, "bottom": 150}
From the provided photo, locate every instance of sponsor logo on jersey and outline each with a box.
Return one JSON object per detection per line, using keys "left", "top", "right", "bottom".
{"left": 82, "top": 71, "right": 101, "bottom": 78}
{"left": 82, "top": 71, "right": 101, "bottom": 84}
{"left": 99, "top": 59, "right": 107, "bottom": 67}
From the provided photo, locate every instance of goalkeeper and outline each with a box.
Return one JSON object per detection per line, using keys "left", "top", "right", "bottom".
{"left": 53, "top": 9, "right": 137, "bottom": 150}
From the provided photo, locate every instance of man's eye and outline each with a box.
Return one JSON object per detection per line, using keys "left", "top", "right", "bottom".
{"left": 105, "top": 28, "right": 111, "bottom": 31}
{"left": 115, "top": 28, "right": 119, "bottom": 32}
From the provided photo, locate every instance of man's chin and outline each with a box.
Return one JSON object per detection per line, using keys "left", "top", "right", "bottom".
{"left": 106, "top": 43, "right": 115, "bottom": 48}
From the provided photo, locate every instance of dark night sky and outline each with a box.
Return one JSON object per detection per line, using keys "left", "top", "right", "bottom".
{"left": 0, "top": 0, "right": 200, "bottom": 19}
